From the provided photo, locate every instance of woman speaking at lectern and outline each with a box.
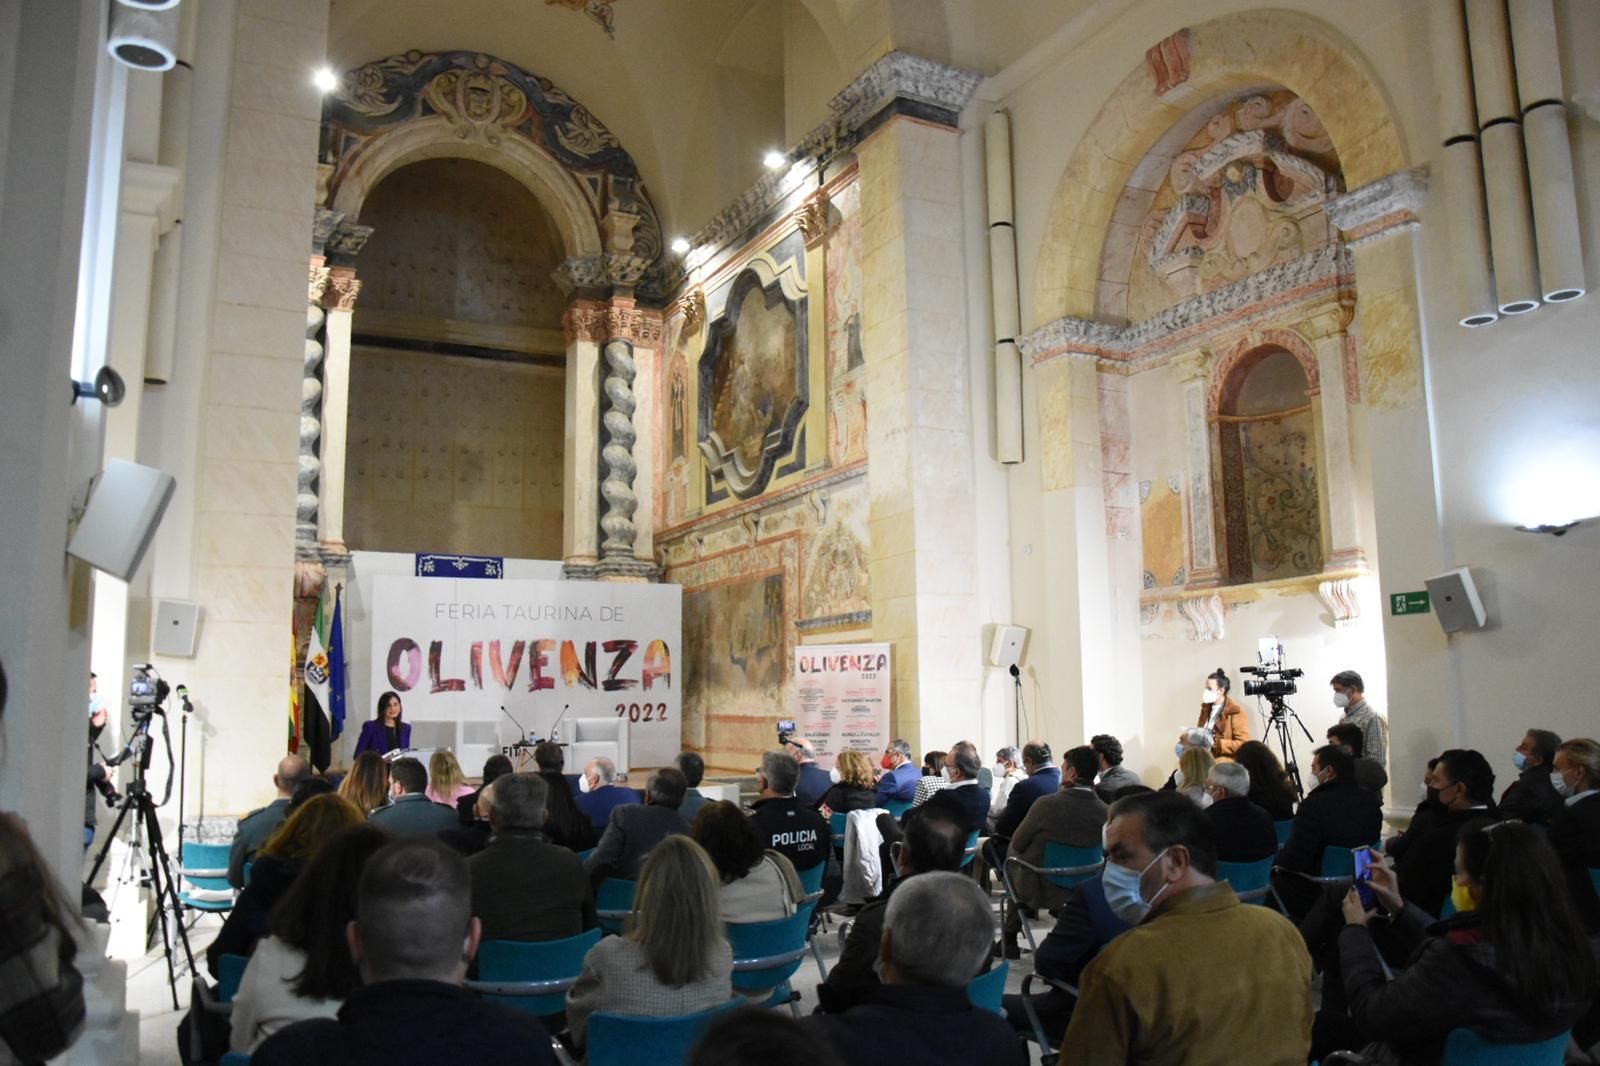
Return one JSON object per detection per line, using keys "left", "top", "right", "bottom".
{"left": 353, "top": 692, "right": 410, "bottom": 759}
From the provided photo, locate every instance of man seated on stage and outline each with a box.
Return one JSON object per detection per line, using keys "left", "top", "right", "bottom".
{"left": 369, "top": 757, "right": 458, "bottom": 837}
{"left": 469, "top": 774, "right": 594, "bottom": 943}
{"left": 228, "top": 754, "right": 310, "bottom": 888}
{"left": 574, "top": 756, "right": 640, "bottom": 833}
{"left": 584, "top": 768, "right": 690, "bottom": 886}
{"left": 748, "top": 752, "right": 831, "bottom": 873}
{"left": 252, "top": 839, "right": 554, "bottom": 1066}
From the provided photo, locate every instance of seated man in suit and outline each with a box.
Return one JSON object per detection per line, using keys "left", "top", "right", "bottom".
{"left": 583, "top": 767, "right": 690, "bottom": 886}
{"left": 1500, "top": 728, "right": 1565, "bottom": 827}
{"left": 468, "top": 773, "right": 595, "bottom": 942}
{"left": 455, "top": 753, "right": 513, "bottom": 826}
{"left": 1326, "top": 723, "right": 1388, "bottom": 799}
{"left": 369, "top": 758, "right": 458, "bottom": 837}
{"left": 228, "top": 754, "right": 310, "bottom": 888}
{"left": 1395, "top": 748, "right": 1498, "bottom": 916}
{"left": 1202, "top": 761, "right": 1279, "bottom": 863}
{"left": 801, "top": 872, "right": 1027, "bottom": 1066}
{"left": 786, "top": 737, "right": 833, "bottom": 809}
{"left": 676, "top": 751, "right": 711, "bottom": 823}
{"left": 1549, "top": 738, "right": 1600, "bottom": 930}
{"left": 908, "top": 741, "right": 992, "bottom": 833}
{"left": 817, "top": 810, "right": 968, "bottom": 1013}
{"left": 1272, "top": 745, "right": 1382, "bottom": 919}
{"left": 991, "top": 741, "right": 1062, "bottom": 846}
{"left": 253, "top": 839, "right": 554, "bottom": 1066}
{"left": 874, "top": 739, "right": 920, "bottom": 806}
{"left": 1090, "top": 734, "right": 1140, "bottom": 804}
{"left": 996, "top": 745, "right": 1107, "bottom": 959}
{"left": 573, "top": 756, "right": 640, "bottom": 832}
{"left": 1000, "top": 875, "right": 1131, "bottom": 1045}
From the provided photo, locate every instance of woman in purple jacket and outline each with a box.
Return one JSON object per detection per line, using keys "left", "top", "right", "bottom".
{"left": 352, "top": 691, "right": 410, "bottom": 759}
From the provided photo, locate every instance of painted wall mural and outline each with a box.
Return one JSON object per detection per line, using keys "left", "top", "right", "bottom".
{"left": 825, "top": 180, "right": 867, "bottom": 464}
{"left": 1237, "top": 412, "right": 1323, "bottom": 579}
{"left": 1140, "top": 476, "right": 1186, "bottom": 588}
{"left": 682, "top": 571, "right": 787, "bottom": 748}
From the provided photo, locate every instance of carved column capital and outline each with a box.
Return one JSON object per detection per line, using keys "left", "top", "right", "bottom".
{"left": 308, "top": 256, "right": 333, "bottom": 305}
{"left": 326, "top": 220, "right": 374, "bottom": 264}
{"left": 324, "top": 266, "right": 363, "bottom": 312}
{"left": 797, "top": 190, "right": 832, "bottom": 248}
{"left": 1300, "top": 295, "right": 1358, "bottom": 341}
{"left": 670, "top": 289, "right": 706, "bottom": 335}
{"left": 1169, "top": 347, "right": 1210, "bottom": 383}
{"left": 1325, "top": 166, "right": 1428, "bottom": 246}
{"left": 564, "top": 299, "right": 664, "bottom": 346}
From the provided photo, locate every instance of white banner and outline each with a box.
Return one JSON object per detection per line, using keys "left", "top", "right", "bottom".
{"left": 792, "top": 643, "right": 891, "bottom": 770}
{"left": 368, "top": 576, "right": 682, "bottom": 772}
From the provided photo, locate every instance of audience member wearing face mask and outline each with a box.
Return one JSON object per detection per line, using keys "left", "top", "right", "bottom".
{"left": 1271, "top": 746, "right": 1382, "bottom": 921}
{"left": 1549, "top": 738, "right": 1600, "bottom": 931}
{"left": 1498, "top": 728, "right": 1565, "bottom": 827}
{"left": 1195, "top": 668, "right": 1250, "bottom": 756}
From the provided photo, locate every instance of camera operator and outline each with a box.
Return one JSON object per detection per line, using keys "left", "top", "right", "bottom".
{"left": 85, "top": 673, "right": 118, "bottom": 851}
{"left": 1330, "top": 670, "right": 1387, "bottom": 766}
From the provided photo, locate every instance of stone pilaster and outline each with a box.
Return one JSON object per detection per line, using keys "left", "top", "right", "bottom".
{"left": 1171, "top": 349, "right": 1221, "bottom": 586}
{"left": 1303, "top": 299, "right": 1367, "bottom": 570}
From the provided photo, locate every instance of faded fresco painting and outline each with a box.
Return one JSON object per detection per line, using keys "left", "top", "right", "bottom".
{"left": 682, "top": 572, "right": 787, "bottom": 746}
{"left": 707, "top": 280, "right": 800, "bottom": 478}
{"left": 1139, "top": 475, "right": 1186, "bottom": 588}
{"left": 1239, "top": 412, "right": 1322, "bottom": 579}
{"left": 803, "top": 480, "right": 871, "bottom": 619}
{"left": 825, "top": 179, "right": 867, "bottom": 463}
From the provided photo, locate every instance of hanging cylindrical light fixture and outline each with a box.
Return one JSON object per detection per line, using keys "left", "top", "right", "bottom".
{"left": 1432, "top": 0, "right": 1499, "bottom": 326}
{"left": 1465, "top": 0, "right": 1541, "bottom": 314}
{"left": 108, "top": 0, "right": 180, "bottom": 71}
{"left": 1508, "top": 0, "right": 1586, "bottom": 303}
{"left": 985, "top": 110, "right": 1024, "bottom": 465}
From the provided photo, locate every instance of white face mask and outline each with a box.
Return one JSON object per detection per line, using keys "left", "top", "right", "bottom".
{"left": 578, "top": 773, "right": 593, "bottom": 794}
{"left": 1333, "top": 692, "right": 1351, "bottom": 709}
{"left": 1204, "top": 688, "right": 1224, "bottom": 705}
{"left": 941, "top": 766, "right": 955, "bottom": 783}
{"left": 1553, "top": 771, "right": 1575, "bottom": 798}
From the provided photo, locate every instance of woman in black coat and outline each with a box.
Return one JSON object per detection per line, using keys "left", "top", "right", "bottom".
{"left": 1336, "top": 821, "right": 1597, "bottom": 1064}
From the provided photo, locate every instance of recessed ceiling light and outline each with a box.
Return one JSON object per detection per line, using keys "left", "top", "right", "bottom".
{"left": 763, "top": 150, "right": 786, "bottom": 170}
{"left": 312, "top": 66, "right": 339, "bottom": 93}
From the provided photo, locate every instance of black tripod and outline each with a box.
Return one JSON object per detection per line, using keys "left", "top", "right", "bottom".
{"left": 84, "top": 718, "right": 196, "bottom": 1009}
{"left": 1264, "top": 697, "right": 1315, "bottom": 799}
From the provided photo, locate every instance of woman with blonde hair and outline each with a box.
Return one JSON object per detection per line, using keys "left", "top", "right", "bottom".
{"left": 338, "top": 752, "right": 390, "bottom": 817}
{"left": 820, "top": 749, "right": 878, "bottom": 814}
{"left": 565, "top": 835, "right": 733, "bottom": 1051}
{"left": 424, "top": 749, "right": 471, "bottom": 807}
{"left": 1177, "top": 746, "right": 1217, "bottom": 808}
{"left": 207, "top": 794, "right": 365, "bottom": 975}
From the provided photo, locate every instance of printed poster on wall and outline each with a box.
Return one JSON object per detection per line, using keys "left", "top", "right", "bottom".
{"left": 369, "top": 576, "right": 682, "bottom": 772}
{"left": 792, "top": 642, "right": 891, "bottom": 770}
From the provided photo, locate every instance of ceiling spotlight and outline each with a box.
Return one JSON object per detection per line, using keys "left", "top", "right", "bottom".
{"left": 312, "top": 66, "right": 339, "bottom": 93}
{"left": 671, "top": 237, "right": 691, "bottom": 256}
{"left": 70, "top": 367, "right": 128, "bottom": 408}
{"left": 763, "top": 150, "right": 786, "bottom": 170}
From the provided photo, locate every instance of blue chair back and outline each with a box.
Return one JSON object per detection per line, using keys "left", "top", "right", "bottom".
{"left": 726, "top": 909, "right": 811, "bottom": 1000}
{"left": 1319, "top": 847, "right": 1358, "bottom": 879}
{"left": 1589, "top": 867, "right": 1600, "bottom": 896}
{"left": 576, "top": 848, "right": 597, "bottom": 864}
{"left": 1216, "top": 857, "right": 1275, "bottom": 904}
{"left": 966, "top": 960, "right": 1008, "bottom": 1015}
{"left": 882, "top": 799, "right": 913, "bottom": 819}
{"left": 1041, "top": 842, "right": 1104, "bottom": 888}
{"left": 1273, "top": 820, "right": 1294, "bottom": 847}
{"left": 1439, "top": 893, "right": 1458, "bottom": 919}
{"left": 1443, "top": 1028, "right": 1569, "bottom": 1065}
{"left": 241, "top": 861, "right": 253, "bottom": 886}
{"left": 219, "top": 1054, "right": 251, "bottom": 1066}
{"left": 796, "top": 861, "right": 825, "bottom": 895}
{"left": 477, "top": 930, "right": 602, "bottom": 1016}
{"left": 829, "top": 811, "right": 847, "bottom": 844}
{"left": 586, "top": 1001, "right": 741, "bottom": 1066}
{"left": 216, "top": 953, "right": 249, "bottom": 1002}
{"left": 596, "top": 877, "right": 636, "bottom": 933}
{"left": 179, "top": 841, "right": 235, "bottom": 911}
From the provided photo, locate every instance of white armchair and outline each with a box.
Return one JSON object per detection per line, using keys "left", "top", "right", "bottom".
{"left": 568, "top": 717, "right": 630, "bottom": 775}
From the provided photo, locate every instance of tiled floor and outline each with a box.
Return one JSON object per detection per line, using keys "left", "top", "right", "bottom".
{"left": 116, "top": 869, "right": 1052, "bottom": 1065}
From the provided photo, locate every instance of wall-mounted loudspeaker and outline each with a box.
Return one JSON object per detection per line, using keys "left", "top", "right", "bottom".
{"left": 66, "top": 460, "right": 176, "bottom": 582}
{"left": 988, "top": 624, "right": 1029, "bottom": 671}
{"left": 152, "top": 599, "right": 201, "bottom": 658}
{"left": 108, "top": 0, "right": 179, "bottom": 71}
{"left": 1424, "top": 567, "right": 1488, "bottom": 633}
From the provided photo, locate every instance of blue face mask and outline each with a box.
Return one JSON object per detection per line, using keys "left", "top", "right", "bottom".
{"left": 1101, "top": 847, "right": 1171, "bottom": 925}
{"left": 1512, "top": 751, "right": 1528, "bottom": 771}
{"left": 1174, "top": 743, "right": 1185, "bottom": 759}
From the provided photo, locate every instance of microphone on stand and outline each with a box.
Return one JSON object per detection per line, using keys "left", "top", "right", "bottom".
{"left": 549, "top": 703, "right": 571, "bottom": 743}
{"left": 501, "top": 705, "right": 532, "bottom": 748}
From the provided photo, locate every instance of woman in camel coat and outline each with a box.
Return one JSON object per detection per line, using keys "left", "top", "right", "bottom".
{"left": 1197, "top": 668, "right": 1250, "bottom": 756}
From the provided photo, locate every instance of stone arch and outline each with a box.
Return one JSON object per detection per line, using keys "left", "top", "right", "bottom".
{"left": 329, "top": 122, "right": 603, "bottom": 258}
{"left": 1209, "top": 327, "right": 1321, "bottom": 418}
{"left": 1033, "top": 10, "right": 1407, "bottom": 327}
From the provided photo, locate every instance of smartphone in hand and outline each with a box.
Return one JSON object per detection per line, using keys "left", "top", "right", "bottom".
{"left": 1353, "top": 845, "right": 1378, "bottom": 909}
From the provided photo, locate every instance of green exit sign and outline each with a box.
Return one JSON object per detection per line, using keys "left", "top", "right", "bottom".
{"left": 1391, "top": 591, "right": 1431, "bottom": 615}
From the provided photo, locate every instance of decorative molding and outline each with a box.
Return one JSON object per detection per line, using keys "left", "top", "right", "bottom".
{"left": 553, "top": 252, "right": 654, "bottom": 297}
{"left": 312, "top": 208, "right": 343, "bottom": 256}
{"left": 325, "top": 267, "right": 363, "bottom": 312}
{"left": 545, "top": 0, "right": 618, "bottom": 38}
{"left": 599, "top": 339, "right": 640, "bottom": 558}
{"left": 326, "top": 220, "right": 374, "bottom": 263}
{"left": 308, "top": 258, "right": 332, "bottom": 305}
{"left": 797, "top": 190, "right": 832, "bottom": 249}
{"left": 563, "top": 301, "right": 665, "bottom": 346}
{"left": 796, "top": 610, "right": 872, "bottom": 633}
{"left": 1317, "top": 576, "right": 1363, "bottom": 628}
{"left": 1022, "top": 243, "right": 1354, "bottom": 367}
{"left": 656, "top": 460, "right": 867, "bottom": 545}
{"left": 1146, "top": 28, "right": 1193, "bottom": 96}
{"left": 828, "top": 50, "right": 983, "bottom": 133}
{"left": 1176, "top": 593, "right": 1226, "bottom": 641}
{"left": 120, "top": 160, "right": 181, "bottom": 227}
{"left": 1324, "top": 166, "right": 1429, "bottom": 247}
{"left": 670, "top": 289, "right": 706, "bottom": 335}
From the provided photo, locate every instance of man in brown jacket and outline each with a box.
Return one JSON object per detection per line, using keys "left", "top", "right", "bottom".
{"left": 1060, "top": 792, "right": 1312, "bottom": 1065}
{"left": 998, "top": 745, "right": 1107, "bottom": 957}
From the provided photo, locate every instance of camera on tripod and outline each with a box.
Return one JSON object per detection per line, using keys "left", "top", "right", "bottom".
{"left": 128, "top": 664, "right": 168, "bottom": 720}
{"left": 1239, "top": 637, "right": 1303, "bottom": 708}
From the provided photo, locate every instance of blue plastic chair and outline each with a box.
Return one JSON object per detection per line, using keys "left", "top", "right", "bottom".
{"left": 966, "top": 960, "right": 1008, "bottom": 1015}
{"left": 726, "top": 908, "right": 813, "bottom": 1016}
{"left": 962, "top": 830, "right": 980, "bottom": 868}
{"left": 1589, "top": 867, "right": 1600, "bottom": 896}
{"left": 585, "top": 1001, "right": 742, "bottom": 1066}
{"left": 1443, "top": 1028, "right": 1569, "bottom": 1065}
{"left": 829, "top": 811, "right": 848, "bottom": 843}
{"left": 1271, "top": 846, "right": 1367, "bottom": 913}
{"left": 216, "top": 953, "right": 249, "bottom": 1002}
{"left": 1439, "top": 893, "right": 1458, "bottom": 919}
{"left": 1273, "top": 820, "right": 1294, "bottom": 847}
{"left": 596, "top": 878, "right": 636, "bottom": 934}
{"left": 576, "top": 848, "right": 597, "bottom": 864}
{"left": 882, "top": 799, "right": 913, "bottom": 819}
{"left": 177, "top": 841, "right": 235, "bottom": 913}
{"left": 241, "top": 861, "right": 253, "bottom": 886}
{"left": 999, "top": 842, "right": 1104, "bottom": 955}
{"left": 796, "top": 861, "right": 825, "bottom": 896}
{"left": 471, "top": 930, "right": 602, "bottom": 1016}
{"left": 1216, "top": 857, "right": 1275, "bottom": 904}
{"left": 220, "top": 1054, "right": 251, "bottom": 1066}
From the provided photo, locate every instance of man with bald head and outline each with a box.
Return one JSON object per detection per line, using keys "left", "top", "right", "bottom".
{"left": 228, "top": 753, "right": 311, "bottom": 887}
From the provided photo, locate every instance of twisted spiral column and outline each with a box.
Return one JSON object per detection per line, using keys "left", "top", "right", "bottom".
{"left": 599, "top": 339, "right": 639, "bottom": 557}
{"left": 297, "top": 299, "right": 326, "bottom": 559}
